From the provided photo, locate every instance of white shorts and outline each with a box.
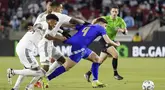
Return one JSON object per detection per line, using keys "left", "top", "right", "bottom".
{"left": 16, "top": 45, "right": 39, "bottom": 69}
{"left": 38, "top": 41, "right": 63, "bottom": 65}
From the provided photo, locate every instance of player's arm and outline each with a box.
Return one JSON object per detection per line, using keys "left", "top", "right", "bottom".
{"left": 99, "top": 26, "right": 120, "bottom": 47}
{"left": 69, "top": 17, "right": 85, "bottom": 25}
{"left": 45, "top": 33, "right": 67, "bottom": 41}
{"left": 102, "top": 34, "right": 120, "bottom": 47}
{"left": 58, "top": 13, "right": 89, "bottom": 26}
{"left": 91, "top": 16, "right": 106, "bottom": 24}
{"left": 118, "top": 19, "right": 128, "bottom": 35}
{"left": 28, "top": 23, "right": 43, "bottom": 33}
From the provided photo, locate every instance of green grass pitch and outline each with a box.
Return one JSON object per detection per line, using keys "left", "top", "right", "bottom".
{"left": 0, "top": 57, "right": 165, "bottom": 90}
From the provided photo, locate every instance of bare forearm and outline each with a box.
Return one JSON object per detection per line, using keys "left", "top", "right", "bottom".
{"left": 118, "top": 28, "right": 128, "bottom": 35}
{"left": 103, "top": 35, "right": 119, "bottom": 47}
{"left": 69, "top": 17, "right": 85, "bottom": 25}
{"left": 45, "top": 33, "right": 66, "bottom": 41}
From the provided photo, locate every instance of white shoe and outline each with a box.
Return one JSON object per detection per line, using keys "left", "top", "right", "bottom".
{"left": 7, "top": 68, "right": 14, "bottom": 85}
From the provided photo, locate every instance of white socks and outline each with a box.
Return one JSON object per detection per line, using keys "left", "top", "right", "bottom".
{"left": 46, "top": 61, "right": 61, "bottom": 76}
{"left": 13, "top": 69, "right": 44, "bottom": 77}
{"left": 13, "top": 75, "right": 25, "bottom": 89}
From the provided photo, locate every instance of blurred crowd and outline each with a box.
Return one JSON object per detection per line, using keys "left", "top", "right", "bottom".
{"left": 0, "top": 0, "right": 165, "bottom": 40}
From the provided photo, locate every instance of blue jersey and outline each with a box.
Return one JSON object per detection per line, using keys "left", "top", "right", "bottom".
{"left": 64, "top": 24, "right": 106, "bottom": 50}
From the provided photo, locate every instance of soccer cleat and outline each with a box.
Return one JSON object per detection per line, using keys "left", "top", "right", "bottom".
{"left": 84, "top": 71, "right": 92, "bottom": 82}
{"left": 114, "top": 75, "right": 123, "bottom": 80}
{"left": 92, "top": 81, "right": 106, "bottom": 88}
{"left": 7, "top": 68, "right": 14, "bottom": 85}
{"left": 34, "top": 81, "right": 42, "bottom": 88}
{"left": 42, "top": 77, "right": 49, "bottom": 89}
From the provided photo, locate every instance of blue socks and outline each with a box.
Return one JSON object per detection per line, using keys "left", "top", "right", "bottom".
{"left": 91, "top": 63, "right": 100, "bottom": 81}
{"left": 47, "top": 66, "right": 66, "bottom": 80}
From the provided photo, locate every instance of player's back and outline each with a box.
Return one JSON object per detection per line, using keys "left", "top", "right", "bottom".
{"left": 65, "top": 24, "right": 106, "bottom": 49}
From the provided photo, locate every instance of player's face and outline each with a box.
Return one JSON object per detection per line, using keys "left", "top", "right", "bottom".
{"left": 52, "top": 4, "right": 63, "bottom": 13}
{"left": 46, "top": 2, "right": 52, "bottom": 14}
{"left": 47, "top": 19, "right": 57, "bottom": 28}
{"left": 110, "top": 8, "right": 119, "bottom": 18}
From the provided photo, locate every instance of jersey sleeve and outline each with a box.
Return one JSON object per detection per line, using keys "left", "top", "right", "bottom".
{"left": 120, "top": 18, "right": 127, "bottom": 29}
{"left": 52, "top": 12, "right": 71, "bottom": 24}
{"left": 33, "top": 22, "right": 47, "bottom": 36}
{"left": 34, "top": 12, "right": 46, "bottom": 25}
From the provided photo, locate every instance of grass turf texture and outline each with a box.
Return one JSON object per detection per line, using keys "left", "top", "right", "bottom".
{"left": 0, "top": 57, "right": 165, "bottom": 90}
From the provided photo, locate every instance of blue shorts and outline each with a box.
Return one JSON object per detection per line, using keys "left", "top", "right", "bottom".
{"left": 69, "top": 48, "right": 92, "bottom": 63}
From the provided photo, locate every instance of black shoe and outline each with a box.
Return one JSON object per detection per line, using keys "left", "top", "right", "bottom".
{"left": 11, "top": 88, "right": 15, "bottom": 90}
{"left": 84, "top": 71, "right": 92, "bottom": 82}
{"left": 114, "top": 75, "right": 123, "bottom": 80}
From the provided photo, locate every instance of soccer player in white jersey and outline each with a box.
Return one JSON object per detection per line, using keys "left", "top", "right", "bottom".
{"left": 31, "top": 1, "right": 86, "bottom": 88}
{"left": 7, "top": 14, "right": 60, "bottom": 90}
{"left": 25, "top": 1, "right": 87, "bottom": 89}
{"left": 8, "top": 2, "right": 53, "bottom": 90}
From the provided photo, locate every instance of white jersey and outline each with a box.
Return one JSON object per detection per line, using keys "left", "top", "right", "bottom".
{"left": 38, "top": 12, "right": 71, "bottom": 64}
{"left": 17, "top": 22, "right": 47, "bottom": 50}
{"left": 38, "top": 11, "right": 72, "bottom": 47}
{"left": 35, "top": 11, "right": 71, "bottom": 28}
{"left": 34, "top": 12, "right": 48, "bottom": 25}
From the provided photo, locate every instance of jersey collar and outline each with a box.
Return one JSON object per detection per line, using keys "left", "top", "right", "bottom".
{"left": 109, "top": 15, "right": 117, "bottom": 21}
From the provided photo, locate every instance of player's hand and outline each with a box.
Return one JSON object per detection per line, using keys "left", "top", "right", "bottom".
{"left": 117, "top": 28, "right": 124, "bottom": 32}
{"left": 60, "top": 36, "right": 67, "bottom": 41}
{"left": 122, "top": 30, "right": 128, "bottom": 35}
{"left": 116, "top": 41, "right": 120, "bottom": 47}
{"left": 45, "top": 34, "right": 54, "bottom": 40}
{"left": 28, "top": 26, "right": 33, "bottom": 31}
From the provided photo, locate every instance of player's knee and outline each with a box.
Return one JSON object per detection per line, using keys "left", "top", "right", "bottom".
{"left": 93, "top": 57, "right": 100, "bottom": 63}
{"left": 57, "top": 56, "right": 66, "bottom": 64}
{"left": 63, "top": 65, "right": 72, "bottom": 71}
{"left": 113, "top": 54, "right": 118, "bottom": 59}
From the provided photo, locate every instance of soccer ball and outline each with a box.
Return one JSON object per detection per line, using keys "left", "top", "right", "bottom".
{"left": 142, "top": 80, "right": 155, "bottom": 90}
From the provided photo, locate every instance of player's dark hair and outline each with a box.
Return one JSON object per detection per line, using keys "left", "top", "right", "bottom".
{"left": 110, "top": 4, "right": 119, "bottom": 10}
{"left": 93, "top": 18, "right": 107, "bottom": 24}
{"left": 50, "top": 1, "right": 62, "bottom": 7}
{"left": 46, "top": 14, "right": 59, "bottom": 21}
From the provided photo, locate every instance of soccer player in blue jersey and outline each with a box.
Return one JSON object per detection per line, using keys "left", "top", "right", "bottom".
{"left": 42, "top": 18, "right": 120, "bottom": 88}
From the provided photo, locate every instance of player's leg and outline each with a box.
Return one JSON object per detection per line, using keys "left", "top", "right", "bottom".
{"left": 11, "top": 75, "right": 25, "bottom": 90}
{"left": 8, "top": 48, "right": 45, "bottom": 89}
{"left": 27, "top": 47, "right": 66, "bottom": 89}
{"left": 84, "top": 51, "right": 108, "bottom": 82}
{"left": 36, "top": 42, "right": 52, "bottom": 88}
{"left": 106, "top": 46, "right": 123, "bottom": 80}
{"left": 25, "top": 76, "right": 41, "bottom": 90}
{"left": 45, "top": 48, "right": 83, "bottom": 82}
{"left": 83, "top": 48, "right": 106, "bottom": 88}
{"left": 39, "top": 42, "right": 52, "bottom": 72}
{"left": 46, "top": 47, "right": 65, "bottom": 75}
{"left": 47, "top": 57, "right": 76, "bottom": 80}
